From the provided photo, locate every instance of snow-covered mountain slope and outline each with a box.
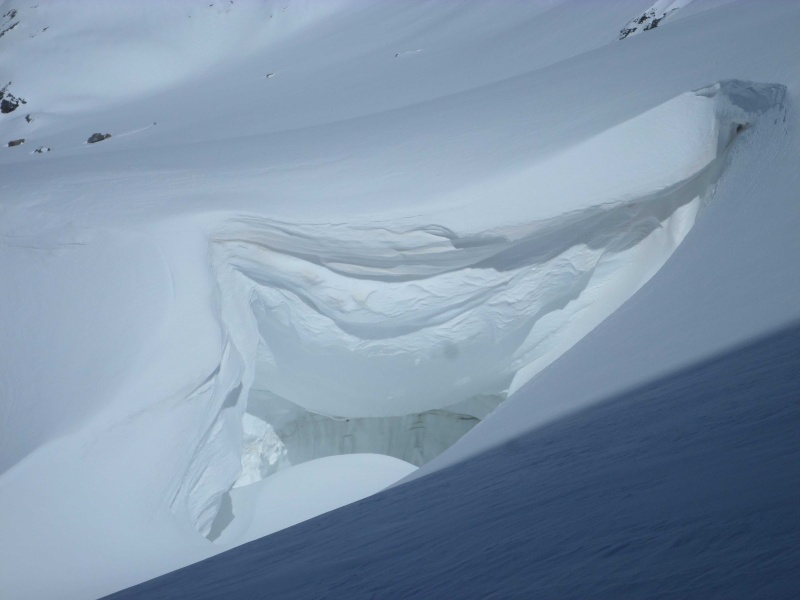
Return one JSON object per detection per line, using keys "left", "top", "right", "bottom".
{"left": 1, "top": 1, "right": 799, "bottom": 598}
{"left": 618, "top": 0, "right": 695, "bottom": 39}
{"left": 106, "top": 322, "right": 800, "bottom": 600}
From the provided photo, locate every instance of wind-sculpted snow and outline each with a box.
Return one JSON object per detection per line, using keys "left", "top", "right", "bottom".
{"left": 213, "top": 197, "right": 697, "bottom": 420}
{"left": 161, "top": 80, "right": 786, "bottom": 543}
{"left": 1, "top": 0, "right": 796, "bottom": 595}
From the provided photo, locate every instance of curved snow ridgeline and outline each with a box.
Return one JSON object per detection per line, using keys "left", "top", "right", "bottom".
{"left": 166, "top": 80, "right": 785, "bottom": 542}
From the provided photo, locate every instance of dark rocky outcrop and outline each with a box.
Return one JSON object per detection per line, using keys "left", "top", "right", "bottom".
{"left": 34, "top": 146, "right": 50, "bottom": 154}
{"left": 7, "top": 138, "right": 24, "bottom": 147}
{"left": 1, "top": 98, "right": 19, "bottom": 113}
{"left": 0, "top": 82, "right": 26, "bottom": 113}
{"left": 87, "top": 133, "right": 112, "bottom": 144}
{"left": 644, "top": 17, "right": 663, "bottom": 31}
{"left": 0, "top": 9, "right": 18, "bottom": 39}
{"left": 618, "top": 27, "right": 636, "bottom": 40}
{"left": 619, "top": 4, "right": 681, "bottom": 40}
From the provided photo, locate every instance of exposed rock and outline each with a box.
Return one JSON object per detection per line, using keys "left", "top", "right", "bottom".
{"left": 0, "top": 20, "right": 18, "bottom": 39}
{"left": 87, "top": 133, "right": 112, "bottom": 144}
{"left": 25, "top": 114, "right": 33, "bottom": 123}
{"left": 619, "top": 3, "right": 682, "bottom": 40}
{"left": 644, "top": 17, "right": 663, "bottom": 31}
{"left": 33, "top": 146, "right": 50, "bottom": 154}
{"left": 8, "top": 138, "right": 24, "bottom": 147}
{"left": 0, "top": 9, "right": 18, "bottom": 39}
{"left": 0, "top": 82, "right": 26, "bottom": 113}
{"left": 1, "top": 98, "right": 19, "bottom": 113}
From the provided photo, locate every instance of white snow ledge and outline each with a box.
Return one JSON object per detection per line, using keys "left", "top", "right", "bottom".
{"left": 169, "top": 80, "right": 786, "bottom": 543}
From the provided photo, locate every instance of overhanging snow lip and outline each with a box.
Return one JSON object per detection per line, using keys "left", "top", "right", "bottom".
{"left": 176, "top": 78, "right": 788, "bottom": 541}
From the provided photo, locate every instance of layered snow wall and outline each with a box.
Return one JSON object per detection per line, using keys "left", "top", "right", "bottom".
{"left": 168, "top": 80, "right": 785, "bottom": 542}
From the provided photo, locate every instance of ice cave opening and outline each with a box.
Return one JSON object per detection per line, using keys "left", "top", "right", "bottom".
{"left": 204, "top": 384, "right": 503, "bottom": 541}
{"left": 174, "top": 81, "right": 785, "bottom": 545}
{"left": 202, "top": 177, "right": 709, "bottom": 543}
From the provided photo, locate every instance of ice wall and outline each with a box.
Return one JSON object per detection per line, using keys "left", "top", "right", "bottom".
{"left": 173, "top": 81, "right": 785, "bottom": 542}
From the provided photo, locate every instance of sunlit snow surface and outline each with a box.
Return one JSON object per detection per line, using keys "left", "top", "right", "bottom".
{"left": 1, "top": 1, "right": 799, "bottom": 598}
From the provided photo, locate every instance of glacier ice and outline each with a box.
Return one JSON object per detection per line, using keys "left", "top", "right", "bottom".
{"left": 168, "top": 81, "right": 786, "bottom": 541}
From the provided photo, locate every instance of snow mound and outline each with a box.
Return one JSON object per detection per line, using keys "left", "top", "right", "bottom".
{"left": 212, "top": 454, "right": 416, "bottom": 544}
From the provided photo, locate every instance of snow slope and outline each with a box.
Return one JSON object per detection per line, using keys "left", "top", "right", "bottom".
{"left": 1, "top": 0, "right": 799, "bottom": 598}
{"left": 106, "top": 320, "right": 800, "bottom": 600}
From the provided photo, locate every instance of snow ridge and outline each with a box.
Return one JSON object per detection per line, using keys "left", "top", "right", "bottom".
{"left": 164, "top": 80, "right": 786, "bottom": 542}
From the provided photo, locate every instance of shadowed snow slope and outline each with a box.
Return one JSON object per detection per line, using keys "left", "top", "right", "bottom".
{"left": 1, "top": 1, "right": 799, "bottom": 598}
{"left": 107, "top": 322, "right": 800, "bottom": 600}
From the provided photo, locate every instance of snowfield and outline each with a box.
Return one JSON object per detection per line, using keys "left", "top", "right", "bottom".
{"left": 1, "top": 1, "right": 799, "bottom": 599}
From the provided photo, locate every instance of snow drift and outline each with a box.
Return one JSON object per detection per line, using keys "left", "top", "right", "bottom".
{"left": 0, "top": 1, "right": 796, "bottom": 598}
{"left": 171, "top": 80, "right": 782, "bottom": 542}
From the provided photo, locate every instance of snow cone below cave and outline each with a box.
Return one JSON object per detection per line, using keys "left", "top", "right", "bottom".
{"left": 204, "top": 384, "right": 501, "bottom": 542}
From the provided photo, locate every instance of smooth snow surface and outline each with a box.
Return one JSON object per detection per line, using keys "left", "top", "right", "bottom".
{"left": 1, "top": 1, "right": 799, "bottom": 599}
